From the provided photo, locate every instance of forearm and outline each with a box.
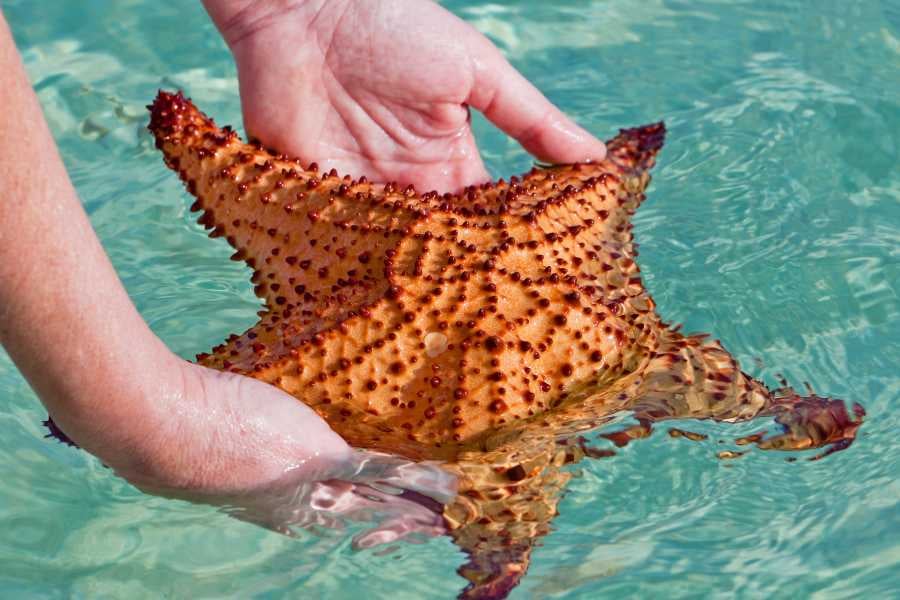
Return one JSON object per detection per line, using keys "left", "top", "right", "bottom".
{"left": 0, "top": 14, "right": 179, "bottom": 466}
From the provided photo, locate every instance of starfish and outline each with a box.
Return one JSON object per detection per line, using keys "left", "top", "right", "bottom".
{"left": 148, "top": 91, "right": 864, "bottom": 600}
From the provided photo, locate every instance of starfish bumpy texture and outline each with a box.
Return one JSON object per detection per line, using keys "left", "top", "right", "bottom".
{"left": 149, "top": 91, "right": 864, "bottom": 600}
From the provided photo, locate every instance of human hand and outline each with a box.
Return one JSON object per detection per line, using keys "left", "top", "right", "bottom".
{"left": 111, "top": 360, "right": 455, "bottom": 544}
{"left": 47, "top": 358, "right": 455, "bottom": 544}
{"left": 203, "top": 0, "right": 607, "bottom": 192}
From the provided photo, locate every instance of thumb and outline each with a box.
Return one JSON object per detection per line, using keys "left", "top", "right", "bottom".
{"left": 467, "top": 46, "right": 607, "bottom": 164}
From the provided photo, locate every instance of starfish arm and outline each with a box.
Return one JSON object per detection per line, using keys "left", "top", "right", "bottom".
{"left": 630, "top": 329, "right": 773, "bottom": 421}
{"left": 148, "top": 91, "right": 421, "bottom": 339}
{"left": 450, "top": 475, "right": 564, "bottom": 600}
{"left": 445, "top": 438, "right": 571, "bottom": 600}
{"left": 446, "top": 418, "right": 623, "bottom": 600}
{"left": 500, "top": 123, "right": 664, "bottom": 323}
{"left": 505, "top": 122, "right": 664, "bottom": 246}
{"left": 610, "top": 329, "right": 865, "bottom": 459}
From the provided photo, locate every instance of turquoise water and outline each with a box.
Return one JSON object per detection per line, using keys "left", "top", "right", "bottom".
{"left": 2, "top": 0, "right": 898, "bottom": 597}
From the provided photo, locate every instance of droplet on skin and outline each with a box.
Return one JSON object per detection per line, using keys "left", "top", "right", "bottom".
{"left": 424, "top": 331, "right": 449, "bottom": 358}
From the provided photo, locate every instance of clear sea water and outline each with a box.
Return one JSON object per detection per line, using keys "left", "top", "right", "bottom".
{"left": 2, "top": 1, "right": 898, "bottom": 597}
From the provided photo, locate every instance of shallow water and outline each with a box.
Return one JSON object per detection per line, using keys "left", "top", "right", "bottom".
{"left": 2, "top": 0, "right": 898, "bottom": 597}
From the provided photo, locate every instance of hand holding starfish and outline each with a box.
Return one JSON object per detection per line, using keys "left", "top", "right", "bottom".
{"left": 0, "top": 9, "right": 453, "bottom": 529}
{"left": 203, "top": 0, "right": 607, "bottom": 192}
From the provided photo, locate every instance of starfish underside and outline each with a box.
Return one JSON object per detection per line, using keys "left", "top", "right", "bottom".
{"left": 149, "top": 92, "right": 864, "bottom": 600}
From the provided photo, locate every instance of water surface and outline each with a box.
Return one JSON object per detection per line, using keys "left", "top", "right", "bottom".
{"left": 1, "top": 1, "right": 898, "bottom": 597}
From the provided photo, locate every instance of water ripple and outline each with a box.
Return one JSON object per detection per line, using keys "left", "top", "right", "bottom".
{"left": 0, "top": 0, "right": 897, "bottom": 597}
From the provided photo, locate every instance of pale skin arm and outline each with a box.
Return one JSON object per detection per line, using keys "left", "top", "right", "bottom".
{"left": 0, "top": 12, "right": 354, "bottom": 495}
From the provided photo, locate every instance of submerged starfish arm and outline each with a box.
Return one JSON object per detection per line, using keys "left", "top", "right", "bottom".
{"left": 439, "top": 328, "right": 865, "bottom": 598}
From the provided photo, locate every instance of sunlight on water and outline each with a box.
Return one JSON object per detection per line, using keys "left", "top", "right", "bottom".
{"left": 1, "top": 0, "right": 898, "bottom": 597}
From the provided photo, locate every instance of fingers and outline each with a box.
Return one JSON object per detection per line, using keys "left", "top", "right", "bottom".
{"left": 346, "top": 449, "right": 457, "bottom": 504}
{"left": 352, "top": 510, "right": 446, "bottom": 549}
{"left": 468, "top": 46, "right": 606, "bottom": 164}
{"left": 346, "top": 484, "right": 447, "bottom": 549}
{"left": 220, "top": 476, "right": 446, "bottom": 542}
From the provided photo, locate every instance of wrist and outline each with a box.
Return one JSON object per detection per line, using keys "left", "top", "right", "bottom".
{"left": 201, "top": 0, "right": 330, "bottom": 49}
{"left": 58, "top": 354, "right": 227, "bottom": 493}
{"left": 45, "top": 344, "right": 186, "bottom": 469}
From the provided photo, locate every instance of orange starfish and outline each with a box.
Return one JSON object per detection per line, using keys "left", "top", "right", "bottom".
{"left": 149, "top": 91, "right": 864, "bottom": 600}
